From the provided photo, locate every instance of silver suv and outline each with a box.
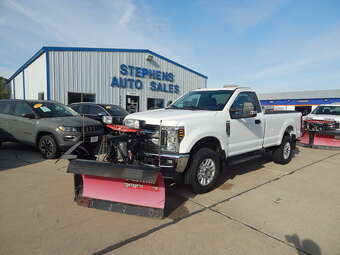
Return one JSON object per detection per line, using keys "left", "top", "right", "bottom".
{"left": 0, "top": 100, "right": 104, "bottom": 159}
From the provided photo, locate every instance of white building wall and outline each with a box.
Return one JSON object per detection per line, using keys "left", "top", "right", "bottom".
{"left": 9, "top": 80, "right": 14, "bottom": 99}
{"left": 24, "top": 53, "right": 47, "bottom": 99}
{"left": 49, "top": 50, "right": 206, "bottom": 111}
{"left": 13, "top": 72, "right": 24, "bottom": 99}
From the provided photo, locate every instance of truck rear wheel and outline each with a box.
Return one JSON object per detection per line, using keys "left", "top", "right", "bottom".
{"left": 272, "top": 135, "right": 293, "bottom": 164}
{"left": 185, "top": 148, "right": 221, "bottom": 194}
{"left": 38, "top": 135, "right": 59, "bottom": 159}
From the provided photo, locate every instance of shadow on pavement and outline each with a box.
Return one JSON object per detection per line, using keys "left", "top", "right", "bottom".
{"left": 285, "top": 233, "right": 321, "bottom": 255}
{"left": 164, "top": 189, "right": 190, "bottom": 220}
{"left": 0, "top": 142, "right": 45, "bottom": 171}
{"left": 218, "top": 147, "right": 300, "bottom": 188}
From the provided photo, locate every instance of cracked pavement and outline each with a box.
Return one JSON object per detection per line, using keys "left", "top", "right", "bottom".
{"left": 0, "top": 142, "right": 339, "bottom": 255}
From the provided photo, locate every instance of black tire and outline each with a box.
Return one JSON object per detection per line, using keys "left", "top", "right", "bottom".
{"left": 38, "top": 135, "right": 59, "bottom": 159}
{"left": 185, "top": 148, "right": 221, "bottom": 194}
{"left": 272, "top": 135, "right": 293, "bottom": 164}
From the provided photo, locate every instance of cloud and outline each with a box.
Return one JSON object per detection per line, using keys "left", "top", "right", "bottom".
{"left": 224, "top": 0, "right": 287, "bottom": 32}
{"left": 199, "top": 0, "right": 288, "bottom": 34}
{"left": 243, "top": 28, "right": 340, "bottom": 81}
{"left": 0, "top": 0, "right": 190, "bottom": 78}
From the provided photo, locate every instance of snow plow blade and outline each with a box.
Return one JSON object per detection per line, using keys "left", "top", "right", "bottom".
{"left": 299, "top": 132, "right": 340, "bottom": 150}
{"left": 68, "top": 159, "right": 165, "bottom": 218}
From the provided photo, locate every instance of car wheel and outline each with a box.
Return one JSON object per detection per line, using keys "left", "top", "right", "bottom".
{"left": 272, "top": 135, "right": 293, "bottom": 164}
{"left": 38, "top": 135, "right": 59, "bottom": 159}
{"left": 185, "top": 148, "right": 221, "bottom": 194}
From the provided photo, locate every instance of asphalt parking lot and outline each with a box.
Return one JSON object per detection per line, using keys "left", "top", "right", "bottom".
{"left": 0, "top": 142, "right": 340, "bottom": 255}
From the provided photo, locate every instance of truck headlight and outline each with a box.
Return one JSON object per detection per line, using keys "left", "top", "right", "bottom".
{"left": 124, "top": 119, "right": 144, "bottom": 129}
{"left": 57, "top": 126, "right": 78, "bottom": 132}
{"left": 161, "top": 127, "right": 185, "bottom": 152}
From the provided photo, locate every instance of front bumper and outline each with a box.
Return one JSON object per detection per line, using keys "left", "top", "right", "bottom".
{"left": 57, "top": 132, "right": 103, "bottom": 151}
{"left": 143, "top": 152, "right": 190, "bottom": 173}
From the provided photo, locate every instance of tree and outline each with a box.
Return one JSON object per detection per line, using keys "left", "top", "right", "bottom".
{"left": 0, "top": 76, "right": 10, "bottom": 99}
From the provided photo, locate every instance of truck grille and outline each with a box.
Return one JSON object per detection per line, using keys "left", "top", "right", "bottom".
{"left": 140, "top": 124, "right": 161, "bottom": 153}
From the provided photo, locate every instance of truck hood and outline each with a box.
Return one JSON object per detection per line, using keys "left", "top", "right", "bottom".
{"left": 306, "top": 114, "right": 340, "bottom": 122}
{"left": 39, "top": 116, "right": 101, "bottom": 127}
{"left": 125, "top": 109, "right": 218, "bottom": 126}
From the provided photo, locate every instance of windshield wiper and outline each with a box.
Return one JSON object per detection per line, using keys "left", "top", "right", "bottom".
{"left": 182, "top": 105, "right": 203, "bottom": 110}
{"left": 167, "top": 105, "right": 179, "bottom": 109}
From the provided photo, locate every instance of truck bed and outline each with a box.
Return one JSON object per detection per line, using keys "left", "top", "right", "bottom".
{"left": 263, "top": 111, "right": 302, "bottom": 148}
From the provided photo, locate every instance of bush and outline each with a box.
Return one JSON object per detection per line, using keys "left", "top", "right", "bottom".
{"left": 0, "top": 76, "right": 10, "bottom": 99}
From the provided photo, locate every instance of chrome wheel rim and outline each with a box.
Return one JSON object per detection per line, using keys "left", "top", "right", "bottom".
{"left": 197, "top": 158, "right": 216, "bottom": 186}
{"left": 283, "top": 142, "right": 291, "bottom": 160}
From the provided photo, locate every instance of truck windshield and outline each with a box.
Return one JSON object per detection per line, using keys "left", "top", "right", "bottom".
{"left": 169, "top": 90, "right": 234, "bottom": 111}
{"left": 312, "top": 106, "right": 340, "bottom": 115}
{"left": 28, "top": 102, "right": 79, "bottom": 118}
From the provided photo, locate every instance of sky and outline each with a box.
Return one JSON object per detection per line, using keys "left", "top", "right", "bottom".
{"left": 1, "top": 0, "right": 340, "bottom": 93}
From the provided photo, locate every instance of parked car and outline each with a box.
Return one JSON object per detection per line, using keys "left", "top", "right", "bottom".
{"left": 69, "top": 103, "right": 128, "bottom": 132}
{"left": 0, "top": 99, "right": 104, "bottom": 159}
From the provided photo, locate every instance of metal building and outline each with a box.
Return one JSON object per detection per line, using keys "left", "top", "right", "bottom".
{"left": 259, "top": 89, "right": 340, "bottom": 115}
{"left": 8, "top": 47, "right": 207, "bottom": 112}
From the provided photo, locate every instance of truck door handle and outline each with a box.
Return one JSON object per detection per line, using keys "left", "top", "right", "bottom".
{"left": 255, "top": 119, "right": 261, "bottom": 124}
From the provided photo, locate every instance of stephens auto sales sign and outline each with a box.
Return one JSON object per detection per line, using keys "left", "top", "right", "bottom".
{"left": 111, "top": 64, "right": 180, "bottom": 94}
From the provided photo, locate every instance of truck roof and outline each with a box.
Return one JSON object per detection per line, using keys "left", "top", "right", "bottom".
{"left": 194, "top": 86, "right": 254, "bottom": 92}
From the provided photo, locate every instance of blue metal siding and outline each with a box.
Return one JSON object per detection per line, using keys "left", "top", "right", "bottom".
{"left": 261, "top": 98, "right": 340, "bottom": 105}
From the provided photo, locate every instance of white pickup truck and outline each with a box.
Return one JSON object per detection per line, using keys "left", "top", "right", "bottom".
{"left": 124, "top": 87, "right": 302, "bottom": 193}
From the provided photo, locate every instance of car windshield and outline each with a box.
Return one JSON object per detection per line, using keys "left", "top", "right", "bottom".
{"left": 312, "top": 105, "right": 340, "bottom": 115}
{"left": 28, "top": 102, "right": 79, "bottom": 118}
{"left": 101, "top": 105, "right": 128, "bottom": 116}
{"left": 169, "top": 90, "right": 234, "bottom": 111}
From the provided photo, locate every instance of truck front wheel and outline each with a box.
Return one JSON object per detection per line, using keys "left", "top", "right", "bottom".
{"left": 185, "top": 148, "right": 221, "bottom": 194}
{"left": 272, "top": 135, "right": 293, "bottom": 164}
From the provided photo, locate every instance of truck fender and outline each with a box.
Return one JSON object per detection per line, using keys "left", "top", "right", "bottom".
{"left": 185, "top": 135, "right": 226, "bottom": 158}
{"left": 280, "top": 124, "right": 295, "bottom": 141}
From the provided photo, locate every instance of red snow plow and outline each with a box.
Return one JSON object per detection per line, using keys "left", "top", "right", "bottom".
{"left": 62, "top": 124, "right": 167, "bottom": 218}
{"left": 299, "top": 119, "right": 340, "bottom": 149}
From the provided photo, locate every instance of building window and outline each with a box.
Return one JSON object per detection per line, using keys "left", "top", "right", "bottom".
{"left": 147, "top": 98, "right": 164, "bottom": 110}
{"left": 38, "top": 92, "right": 44, "bottom": 100}
{"left": 68, "top": 92, "right": 96, "bottom": 104}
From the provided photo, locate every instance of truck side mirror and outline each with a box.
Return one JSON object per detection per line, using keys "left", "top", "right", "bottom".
{"left": 243, "top": 102, "right": 257, "bottom": 118}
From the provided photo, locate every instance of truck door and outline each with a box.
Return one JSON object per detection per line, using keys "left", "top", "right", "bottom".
{"left": 228, "top": 91, "right": 265, "bottom": 156}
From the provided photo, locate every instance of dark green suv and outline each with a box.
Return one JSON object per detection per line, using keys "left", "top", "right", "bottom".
{"left": 0, "top": 100, "right": 104, "bottom": 159}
